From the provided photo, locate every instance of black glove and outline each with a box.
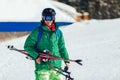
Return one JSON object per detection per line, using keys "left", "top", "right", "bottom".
{"left": 64, "top": 66, "right": 69, "bottom": 72}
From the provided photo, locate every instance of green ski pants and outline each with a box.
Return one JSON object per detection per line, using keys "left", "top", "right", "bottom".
{"left": 35, "top": 69, "right": 64, "bottom": 80}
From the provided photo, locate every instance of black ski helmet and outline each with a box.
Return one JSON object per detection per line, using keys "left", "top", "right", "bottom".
{"left": 42, "top": 8, "right": 56, "bottom": 16}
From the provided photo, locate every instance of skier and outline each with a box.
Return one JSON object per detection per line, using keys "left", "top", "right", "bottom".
{"left": 24, "top": 8, "right": 70, "bottom": 80}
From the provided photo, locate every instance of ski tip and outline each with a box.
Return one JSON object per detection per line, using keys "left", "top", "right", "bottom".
{"left": 75, "top": 59, "right": 83, "bottom": 66}
{"left": 7, "top": 45, "right": 14, "bottom": 49}
{"left": 75, "top": 59, "right": 82, "bottom": 63}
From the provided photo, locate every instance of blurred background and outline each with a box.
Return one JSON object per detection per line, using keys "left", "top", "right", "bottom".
{"left": 0, "top": 1, "right": 120, "bottom": 80}
{"left": 58, "top": 0, "right": 120, "bottom": 19}
{"left": 0, "top": 0, "right": 120, "bottom": 41}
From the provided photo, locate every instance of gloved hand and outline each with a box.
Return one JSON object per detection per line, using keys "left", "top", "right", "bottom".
{"left": 64, "top": 66, "right": 69, "bottom": 72}
{"left": 64, "top": 63, "right": 70, "bottom": 72}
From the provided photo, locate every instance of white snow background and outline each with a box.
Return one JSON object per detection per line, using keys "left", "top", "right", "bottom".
{"left": 0, "top": 0, "right": 120, "bottom": 80}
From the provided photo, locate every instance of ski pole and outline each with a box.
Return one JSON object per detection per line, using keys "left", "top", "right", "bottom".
{"left": 49, "top": 64, "right": 74, "bottom": 80}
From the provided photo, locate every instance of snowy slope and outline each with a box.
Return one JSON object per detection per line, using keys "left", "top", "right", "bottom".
{"left": 62, "top": 19, "right": 120, "bottom": 80}
{"left": 0, "top": 0, "right": 77, "bottom": 22}
{"left": 0, "top": 19, "right": 120, "bottom": 80}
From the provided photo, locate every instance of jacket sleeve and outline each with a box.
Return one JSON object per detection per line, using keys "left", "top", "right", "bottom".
{"left": 58, "top": 30, "right": 69, "bottom": 63}
{"left": 24, "top": 28, "right": 39, "bottom": 59}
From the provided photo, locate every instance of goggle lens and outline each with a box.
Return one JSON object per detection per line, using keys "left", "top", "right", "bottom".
{"left": 44, "top": 16, "right": 53, "bottom": 21}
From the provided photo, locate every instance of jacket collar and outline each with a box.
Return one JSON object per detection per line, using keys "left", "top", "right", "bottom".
{"left": 41, "top": 23, "right": 58, "bottom": 32}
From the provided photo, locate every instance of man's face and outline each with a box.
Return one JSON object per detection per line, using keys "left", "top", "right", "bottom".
{"left": 44, "top": 20, "right": 53, "bottom": 26}
{"left": 43, "top": 16, "right": 54, "bottom": 26}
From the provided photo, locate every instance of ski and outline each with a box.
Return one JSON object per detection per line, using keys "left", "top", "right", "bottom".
{"left": 7, "top": 45, "right": 74, "bottom": 80}
{"left": 8, "top": 45, "right": 82, "bottom": 80}
{"left": 49, "top": 64, "right": 74, "bottom": 80}
{"left": 7, "top": 45, "right": 34, "bottom": 60}
{"left": 7, "top": 45, "right": 82, "bottom": 66}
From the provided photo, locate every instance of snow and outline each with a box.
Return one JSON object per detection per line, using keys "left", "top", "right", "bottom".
{"left": 0, "top": 19, "right": 120, "bottom": 80}
{"left": 61, "top": 19, "right": 120, "bottom": 80}
{"left": 0, "top": 0, "right": 77, "bottom": 22}
{"left": 1, "top": 0, "right": 120, "bottom": 80}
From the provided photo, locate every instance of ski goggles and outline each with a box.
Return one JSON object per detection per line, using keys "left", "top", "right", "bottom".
{"left": 43, "top": 16, "right": 54, "bottom": 21}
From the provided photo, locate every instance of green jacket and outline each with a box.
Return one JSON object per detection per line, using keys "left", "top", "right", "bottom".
{"left": 24, "top": 24, "right": 69, "bottom": 70}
